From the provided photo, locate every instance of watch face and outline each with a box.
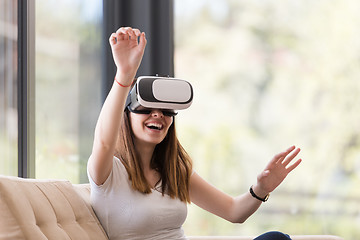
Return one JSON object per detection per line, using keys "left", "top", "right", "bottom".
{"left": 264, "top": 193, "right": 270, "bottom": 202}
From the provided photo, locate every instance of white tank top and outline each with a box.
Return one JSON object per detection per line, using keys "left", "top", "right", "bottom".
{"left": 88, "top": 156, "right": 188, "bottom": 240}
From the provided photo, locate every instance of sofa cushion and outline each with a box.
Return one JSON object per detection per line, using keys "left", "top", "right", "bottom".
{"left": 0, "top": 175, "right": 108, "bottom": 240}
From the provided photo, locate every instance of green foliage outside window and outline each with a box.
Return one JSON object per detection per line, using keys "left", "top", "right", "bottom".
{"left": 175, "top": 0, "right": 360, "bottom": 238}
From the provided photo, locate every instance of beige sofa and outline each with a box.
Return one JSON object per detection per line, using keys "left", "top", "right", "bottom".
{"left": 0, "top": 175, "right": 344, "bottom": 240}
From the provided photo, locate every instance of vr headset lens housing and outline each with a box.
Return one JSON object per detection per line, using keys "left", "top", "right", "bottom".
{"left": 127, "top": 107, "right": 178, "bottom": 117}
{"left": 125, "top": 76, "right": 193, "bottom": 115}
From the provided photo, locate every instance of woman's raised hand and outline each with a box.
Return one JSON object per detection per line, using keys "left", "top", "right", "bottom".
{"left": 109, "top": 27, "right": 147, "bottom": 81}
{"left": 253, "top": 146, "right": 302, "bottom": 197}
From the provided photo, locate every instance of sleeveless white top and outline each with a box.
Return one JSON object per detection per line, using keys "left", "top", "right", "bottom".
{"left": 88, "top": 156, "right": 188, "bottom": 240}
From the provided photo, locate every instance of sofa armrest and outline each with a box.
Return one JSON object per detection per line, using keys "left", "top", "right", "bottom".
{"left": 0, "top": 176, "right": 108, "bottom": 240}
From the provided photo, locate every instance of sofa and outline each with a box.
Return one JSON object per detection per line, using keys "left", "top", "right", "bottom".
{"left": 0, "top": 175, "right": 344, "bottom": 240}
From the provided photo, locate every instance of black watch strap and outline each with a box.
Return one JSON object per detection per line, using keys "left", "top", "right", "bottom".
{"left": 250, "top": 186, "right": 270, "bottom": 202}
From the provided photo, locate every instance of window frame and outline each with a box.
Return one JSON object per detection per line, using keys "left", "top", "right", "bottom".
{"left": 16, "top": 0, "right": 174, "bottom": 178}
{"left": 17, "top": 0, "right": 35, "bottom": 178}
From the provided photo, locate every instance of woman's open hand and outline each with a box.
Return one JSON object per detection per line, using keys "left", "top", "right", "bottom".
{"left": 109, "top": 27, "right": 147, "bottom": 81}
{"left": 253, "top": 146, "right": 302, "bottom": 197}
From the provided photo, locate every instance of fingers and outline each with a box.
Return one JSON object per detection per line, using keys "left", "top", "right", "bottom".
{"left": 109, "top": 33, "right": 117, "bottom": 45}
{"left": 286, "top": 158, "right": 302, "bottom": 173}
{"left": 282, "top": 147, "right": 301, "bottom": 166}
{"left": 258, "top": 146, "right": 302, "bottom": 193}
{"left": 138, "top": 32, "right": 147, "bottom": 49}
{"left": 109, "top": 27, "right": 143, "bottom": 45}
{"left": 272, "top": 145, "right": 297, "bottom": 164}
{"left": 133, "top": 28, "right": 141, "bottom": 36}
{"left": 117, "top": 27, "right": 141, "bottom": 40}
{"left": 276, "top": 146, "right": 302, "bottom": 173}
{"left": 271, "top": 145, "right": 295, "bottom": 163}
{"left": 268, "top": 145, "right": 301, "bottom": 169}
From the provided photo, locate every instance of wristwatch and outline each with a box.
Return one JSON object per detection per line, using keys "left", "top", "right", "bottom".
{"left": 249, "top": 186, "right": 270, "bottom": 202}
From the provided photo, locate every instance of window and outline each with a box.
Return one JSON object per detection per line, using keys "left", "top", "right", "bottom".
{"left": 175, "top": 0, "right": 360, "bottom": 238}
{"left": 35, "top": 0, "right": 103, "bottom": 183}
{"left": 1, "top": 0, "right": 173, "bottom": 183}
{"left": 0, "top": 0, "right": 18, "bottom": 176}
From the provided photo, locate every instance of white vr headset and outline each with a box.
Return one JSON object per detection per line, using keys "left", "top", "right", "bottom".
{"left": 125, "top": 76, "right": 193, "bottom": 115}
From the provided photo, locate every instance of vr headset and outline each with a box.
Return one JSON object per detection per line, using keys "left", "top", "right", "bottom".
{"left": 125, "top": 76, "right": 193, "bottom": 115}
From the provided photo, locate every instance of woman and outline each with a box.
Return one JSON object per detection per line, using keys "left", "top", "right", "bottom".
{"left": 87, "top": 27, "right": 302, "bottom": 240}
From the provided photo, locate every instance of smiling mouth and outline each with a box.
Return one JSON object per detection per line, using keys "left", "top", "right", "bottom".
{"left": 145, "top": 123, "right": 163, "bottom": 130}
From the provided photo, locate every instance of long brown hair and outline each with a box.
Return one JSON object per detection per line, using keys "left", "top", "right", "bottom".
{"left": 115, "top": 110, "right": 193, "bottom": 203}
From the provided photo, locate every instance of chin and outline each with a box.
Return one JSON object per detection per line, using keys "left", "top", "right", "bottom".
{"left": 141, "top": 136, "right": 166, "bottom": 146}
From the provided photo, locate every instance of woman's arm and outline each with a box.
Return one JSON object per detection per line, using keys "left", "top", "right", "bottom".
{"left": 189, "top": 145, "right": 302, "bottom": 223}
{"left": 88, "top": 27, "right": 147, "bottom": 185}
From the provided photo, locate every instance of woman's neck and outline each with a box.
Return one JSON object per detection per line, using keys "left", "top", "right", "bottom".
{"left": 135, "top": 141, "right": 156, "bottom": 171}
{"left": 134, "top": 142, "right": 160, "bottom": 188}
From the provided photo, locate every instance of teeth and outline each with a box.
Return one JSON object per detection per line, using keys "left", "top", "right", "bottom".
{"left": 146, "top": 123, "right": 163, "bottom": 130}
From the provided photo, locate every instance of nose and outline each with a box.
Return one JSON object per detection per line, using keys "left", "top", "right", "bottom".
{"left": 151, "top": 109, "right": 164, "bottom": 118}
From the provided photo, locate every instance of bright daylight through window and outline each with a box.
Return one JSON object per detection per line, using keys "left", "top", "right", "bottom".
{"left": 174, "top": 0, "right": 360, "bottom": 239}
{"left": 0, "top": 0, "right": 18, "bottom": 176}
{"left": 34, "top": 0, "right": 102, "bottom": 183}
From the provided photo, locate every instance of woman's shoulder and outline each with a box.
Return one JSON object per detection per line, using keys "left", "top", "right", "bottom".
{"left": 88, "top": 156, "right": 128, "bottom": 190}
{"left": 112, "top": 156, "right": 128, "bottom": 176}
